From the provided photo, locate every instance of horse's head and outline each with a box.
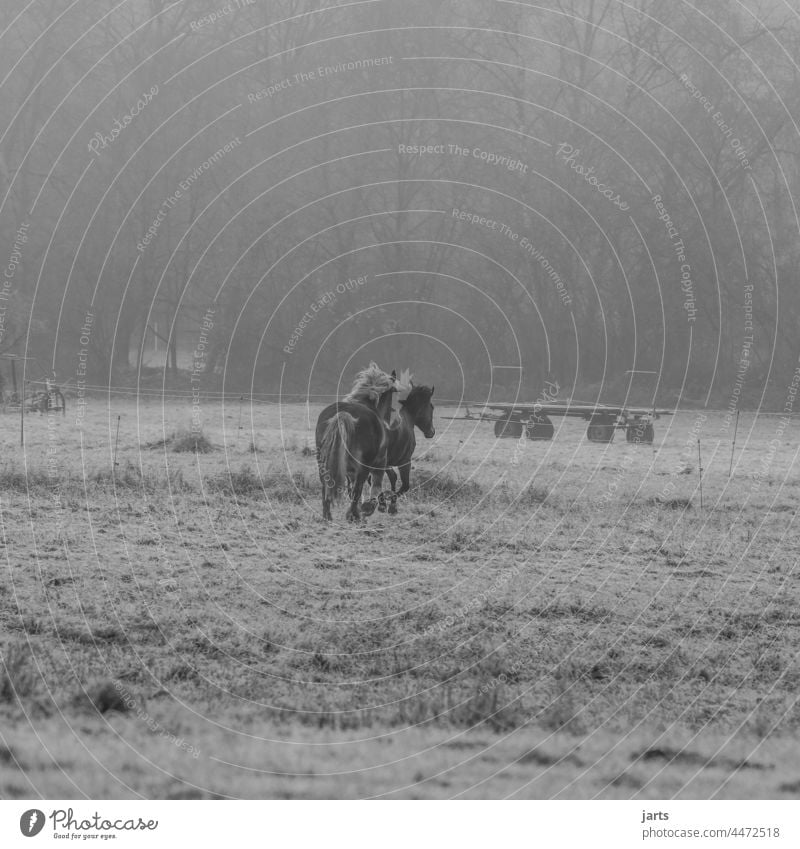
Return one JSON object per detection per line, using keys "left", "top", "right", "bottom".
{"left": 400, "top": 382, "right": 435, "bottom": 438}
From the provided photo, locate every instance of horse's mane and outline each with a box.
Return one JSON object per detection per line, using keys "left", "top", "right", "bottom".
{"left": 344, "top": 362, "right": 395, "bottom": 405}
{"left": 401, "top": 383, "right": 433, "bottom": 410}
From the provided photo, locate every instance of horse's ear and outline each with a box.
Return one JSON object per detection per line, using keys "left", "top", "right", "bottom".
{"left": 396, "top": 368, "right": 412, "bottom": 392}
{"left": 430, "top": 385, "right": 434, "bottom": 395}
{"left": 391, "top": 370, "right": 397, "bottom": 379}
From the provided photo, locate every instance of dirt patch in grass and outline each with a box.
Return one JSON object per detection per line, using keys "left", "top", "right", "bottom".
{"left": 143, "top": 429, "right": 216, "bottom": 453}
{"left": 414, "top": 470, "right": 483, "bottom": 500}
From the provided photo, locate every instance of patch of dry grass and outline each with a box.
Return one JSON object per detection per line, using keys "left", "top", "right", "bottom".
{"left": 1, "top": 402, "right": 799, "bottom": 798}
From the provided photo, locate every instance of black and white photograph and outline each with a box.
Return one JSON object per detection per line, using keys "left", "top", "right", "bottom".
{"left": 1, "top": 0, "right": 799, "bottom": 837}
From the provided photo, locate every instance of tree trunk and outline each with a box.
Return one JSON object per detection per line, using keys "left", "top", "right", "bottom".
{"left": 111, "top": 313, "right": 134, "bottom": 373}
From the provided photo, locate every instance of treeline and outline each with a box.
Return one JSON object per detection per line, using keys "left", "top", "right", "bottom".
{"left": 1, "top": 0, "right": 798, "bottom": 406}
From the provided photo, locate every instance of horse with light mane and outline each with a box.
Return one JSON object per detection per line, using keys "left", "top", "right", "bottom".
{"left": 315, "top": 363, "right": 404, "bottom": 521}
{"left": 366, "top": 373, "right": 435, "bottom": 515}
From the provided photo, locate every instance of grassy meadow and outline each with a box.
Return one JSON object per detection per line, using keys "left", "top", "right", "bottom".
{"left": 0, "top": 394, "right": 799, "bottom": 799}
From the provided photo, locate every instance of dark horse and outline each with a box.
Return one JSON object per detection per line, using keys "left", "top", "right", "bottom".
{"left": 368, "top": 380, "right": 435, "bottom": 515}
{"left": 315, "top": 364, "right": 401, "bottom": 521}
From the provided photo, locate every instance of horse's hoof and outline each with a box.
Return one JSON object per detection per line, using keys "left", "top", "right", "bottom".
{"left": 361, "top": 499, "right": 377, "bottom": 517}
{"left": 377, "top": 499, "right": 387, "bottom": 513}
{"left": 346, "top": 511, "right": 361, "bottom": 523}
{"left": 388, "top": 501, "right": 398, "bottom": 515}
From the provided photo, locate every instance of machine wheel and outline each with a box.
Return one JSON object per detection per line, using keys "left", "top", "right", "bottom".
{"left": 525, "top": 414, "right": 554, "bottom": 440}
{"left": 626, "top": 421, "right": 654, "bottom": 444}
{"left": 587, "top": 414, "right": 616, "bottom": 443}
{"left": 494, "top": 417, "right": 523, "bottom": 439}
{"left": 48, "top": 389, "right": 66, "bottom": 416}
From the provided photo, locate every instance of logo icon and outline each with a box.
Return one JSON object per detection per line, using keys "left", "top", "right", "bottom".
{"left": 19, "top": 810, "right": 45, "bottom": 837}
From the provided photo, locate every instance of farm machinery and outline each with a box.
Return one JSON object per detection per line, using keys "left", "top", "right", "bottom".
{"left": 444, "top": 400, "right": 671, "bottom": 444}
{"left": 1, "top": 355, "right": 66, "bottom": 415}
{"left": 2, "top": 380, "right": 66, "bottom": 416}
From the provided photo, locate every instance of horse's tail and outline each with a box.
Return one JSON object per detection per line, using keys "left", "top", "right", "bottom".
{"left": 319, "top": 412, "right": 355, "bottom": 502}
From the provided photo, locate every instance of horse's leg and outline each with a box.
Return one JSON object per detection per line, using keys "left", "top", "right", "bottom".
{"left": 377, "top": 468, "right": 397, "bottom": 513}
{"left": 369, "top": 468, "right": 386, "bottom": 513}
{"left": 364, "top": 444, "right": 388, "bottom": 515}
{"left": 398, "top": 463, "right": 411, "bottom": 495}
{"left": 385, "top": 468, "right": 397, "bottom": 514}
{"left": 346, "top": 467, "right": 368, "bottom": 522}
{"left": 319, "top": 465, "right": 332, "bottom": 520}
{"left": 362, "top": 468, "right": 381, "bottom": 516}
{"left": 388, "top": 464, "right": 410, "bottom": 515}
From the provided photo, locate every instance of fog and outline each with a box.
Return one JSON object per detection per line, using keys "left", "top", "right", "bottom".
{"left": 1, "top": 0, "right": 798, "bottom": 406}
